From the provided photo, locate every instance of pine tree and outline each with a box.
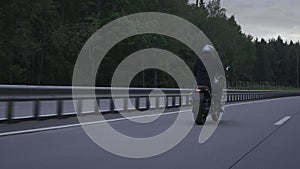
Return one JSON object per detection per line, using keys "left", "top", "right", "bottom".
{"left": 199, "top": 0, "right": 205, "bottom": 9}
{"left": 207, "top": 0, "right": 226, "bottom": 18}
{"left": 196, "top": 0, "right": 199, "bottom": 7}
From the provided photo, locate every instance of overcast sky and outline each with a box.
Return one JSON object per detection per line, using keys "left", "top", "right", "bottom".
{"left": 189, "top": 0, "right": 300, "bottom": 42}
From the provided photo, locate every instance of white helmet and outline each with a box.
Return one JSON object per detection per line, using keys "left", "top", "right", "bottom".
{"left": 202, "top": 45, "right": 215, "bottom": 53}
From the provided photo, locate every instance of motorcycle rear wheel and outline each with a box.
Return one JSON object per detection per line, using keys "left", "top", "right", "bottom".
{"left": 195, "top": 102, "right": 208, "bottom": 125}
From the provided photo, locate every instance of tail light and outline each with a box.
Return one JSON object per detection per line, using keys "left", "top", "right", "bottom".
{"left": 195, "top": 88, "right": 202, "bottom": 92}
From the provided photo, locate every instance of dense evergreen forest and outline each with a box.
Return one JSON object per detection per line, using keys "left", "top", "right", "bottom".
{"left": 0, "top": 0, "right": 299, "bottom": 88}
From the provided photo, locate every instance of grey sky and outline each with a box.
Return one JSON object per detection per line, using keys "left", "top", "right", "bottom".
{"left": 189, "top": 0, "right": 300, "bottom": 42}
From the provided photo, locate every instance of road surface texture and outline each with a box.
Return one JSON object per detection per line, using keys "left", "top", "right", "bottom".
{"left": 1, "top": 96, "right": 300, "bottom": 169}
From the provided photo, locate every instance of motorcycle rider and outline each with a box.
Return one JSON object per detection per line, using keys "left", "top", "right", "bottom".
{"left": 193, "top": 45, "right": 213, "bottom": 90}
{"left": 193, "top": 45, "right": 224, "bottom": 123}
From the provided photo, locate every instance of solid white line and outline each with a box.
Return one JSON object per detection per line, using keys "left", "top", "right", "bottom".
{"left": 0, "top": 109, "right": 191, "bottom": 137}
{"left": 40, "top": 114, "right": 57, "bottom": 117}
{"left": 274, "top": 116, "right": 291, "bottom": 126}
{"left": 63, "top": 112, "right": 77, "bottom": 115}
{"left": 13, "top": 116, "right": 34, "bottom": 119}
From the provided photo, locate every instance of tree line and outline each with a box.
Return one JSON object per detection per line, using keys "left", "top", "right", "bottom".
{"left": 0, "top": 0, "right": 299, "bottom": 88}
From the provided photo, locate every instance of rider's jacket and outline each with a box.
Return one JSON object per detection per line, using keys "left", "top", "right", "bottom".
{"left": 193, "top": 58, "right": 211, "bottom": 89}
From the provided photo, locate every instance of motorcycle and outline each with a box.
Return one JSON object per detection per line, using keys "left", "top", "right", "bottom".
{"left": 192, "top": 76, "right": 225, "bottom": 125}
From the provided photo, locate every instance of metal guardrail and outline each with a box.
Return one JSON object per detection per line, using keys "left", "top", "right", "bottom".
{"left": 0, "top": 85, "right": 300, "bottom": 122}
{"left": 0, "top": 85, "right": 191, "bottom": 122}
{"left": 226, "top": 89, "right": 300, "bottom": 102}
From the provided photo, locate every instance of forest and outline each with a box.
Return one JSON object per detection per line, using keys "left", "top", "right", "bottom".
{"left": 0, "top": 0, "right": 299, "bottom": 88}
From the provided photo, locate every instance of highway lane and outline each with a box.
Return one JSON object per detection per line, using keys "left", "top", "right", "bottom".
{"left": 232, "top": 109, "right": 300, "bottom": 169}
{"left": 1, "top": 97, "right": 300, "bottom": 169}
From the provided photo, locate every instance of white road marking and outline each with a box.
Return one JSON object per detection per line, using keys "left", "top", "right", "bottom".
{"left": 39, "top": 114, "right": 58, "bottom": 117}
{"left": 63, "top": 112, "right": 77, "bottom": 115}
{"left": 0, "top": 109, "right": 192, "bottom": 137}
{"left": 13, "top": 116, "right": 34, "bottom": 119}
{"left": 274, "top": 116, "right": 291, "bottom": 126}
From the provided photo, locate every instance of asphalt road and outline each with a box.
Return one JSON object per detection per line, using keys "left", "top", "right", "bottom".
{"left": 1, "top": 97, "right": 300, "bottom": 169}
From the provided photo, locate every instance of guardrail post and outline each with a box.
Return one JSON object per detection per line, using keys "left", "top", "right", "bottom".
{"left": 34, "top": 100, "right": 40, "bottom": 119}
{"left": 110, "top": 98, "right": 115, "bottom": 113}
{"left": 123, "top": 98, "right": 128, "bottom": 111}
{"left": 156, "top": 96, "right": 160, "bottom": 108}
{"left": 57, "top": 100, "right": 63, "bottom": 116}
{"left": 186, "top": 95, "right": 189, "bottom": 106}
{"left": 97, "top": 99, "right": 101, "bottom": 112}
{"left": 6, "top": 101, "right": 13, "bottom": 121}
{"left": 77, "top": 100, "right": 82, "bottom": 114}
{"left": 172, "top": 96, "right": 176, "bottom": 107}
{"left": 146, "top": 97, "right": 150, "bottom": 109}
{"left": 94, "top": 99, "right": 99, "bottom": 113}
{"left": 179, "top": 96, "right": 182, "bottom": 106}
{"left": 135, "top": 97, "right": 140, "bottom": 110}
{"left": 166, "top": 97, "right": 169, "bottom": 107}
